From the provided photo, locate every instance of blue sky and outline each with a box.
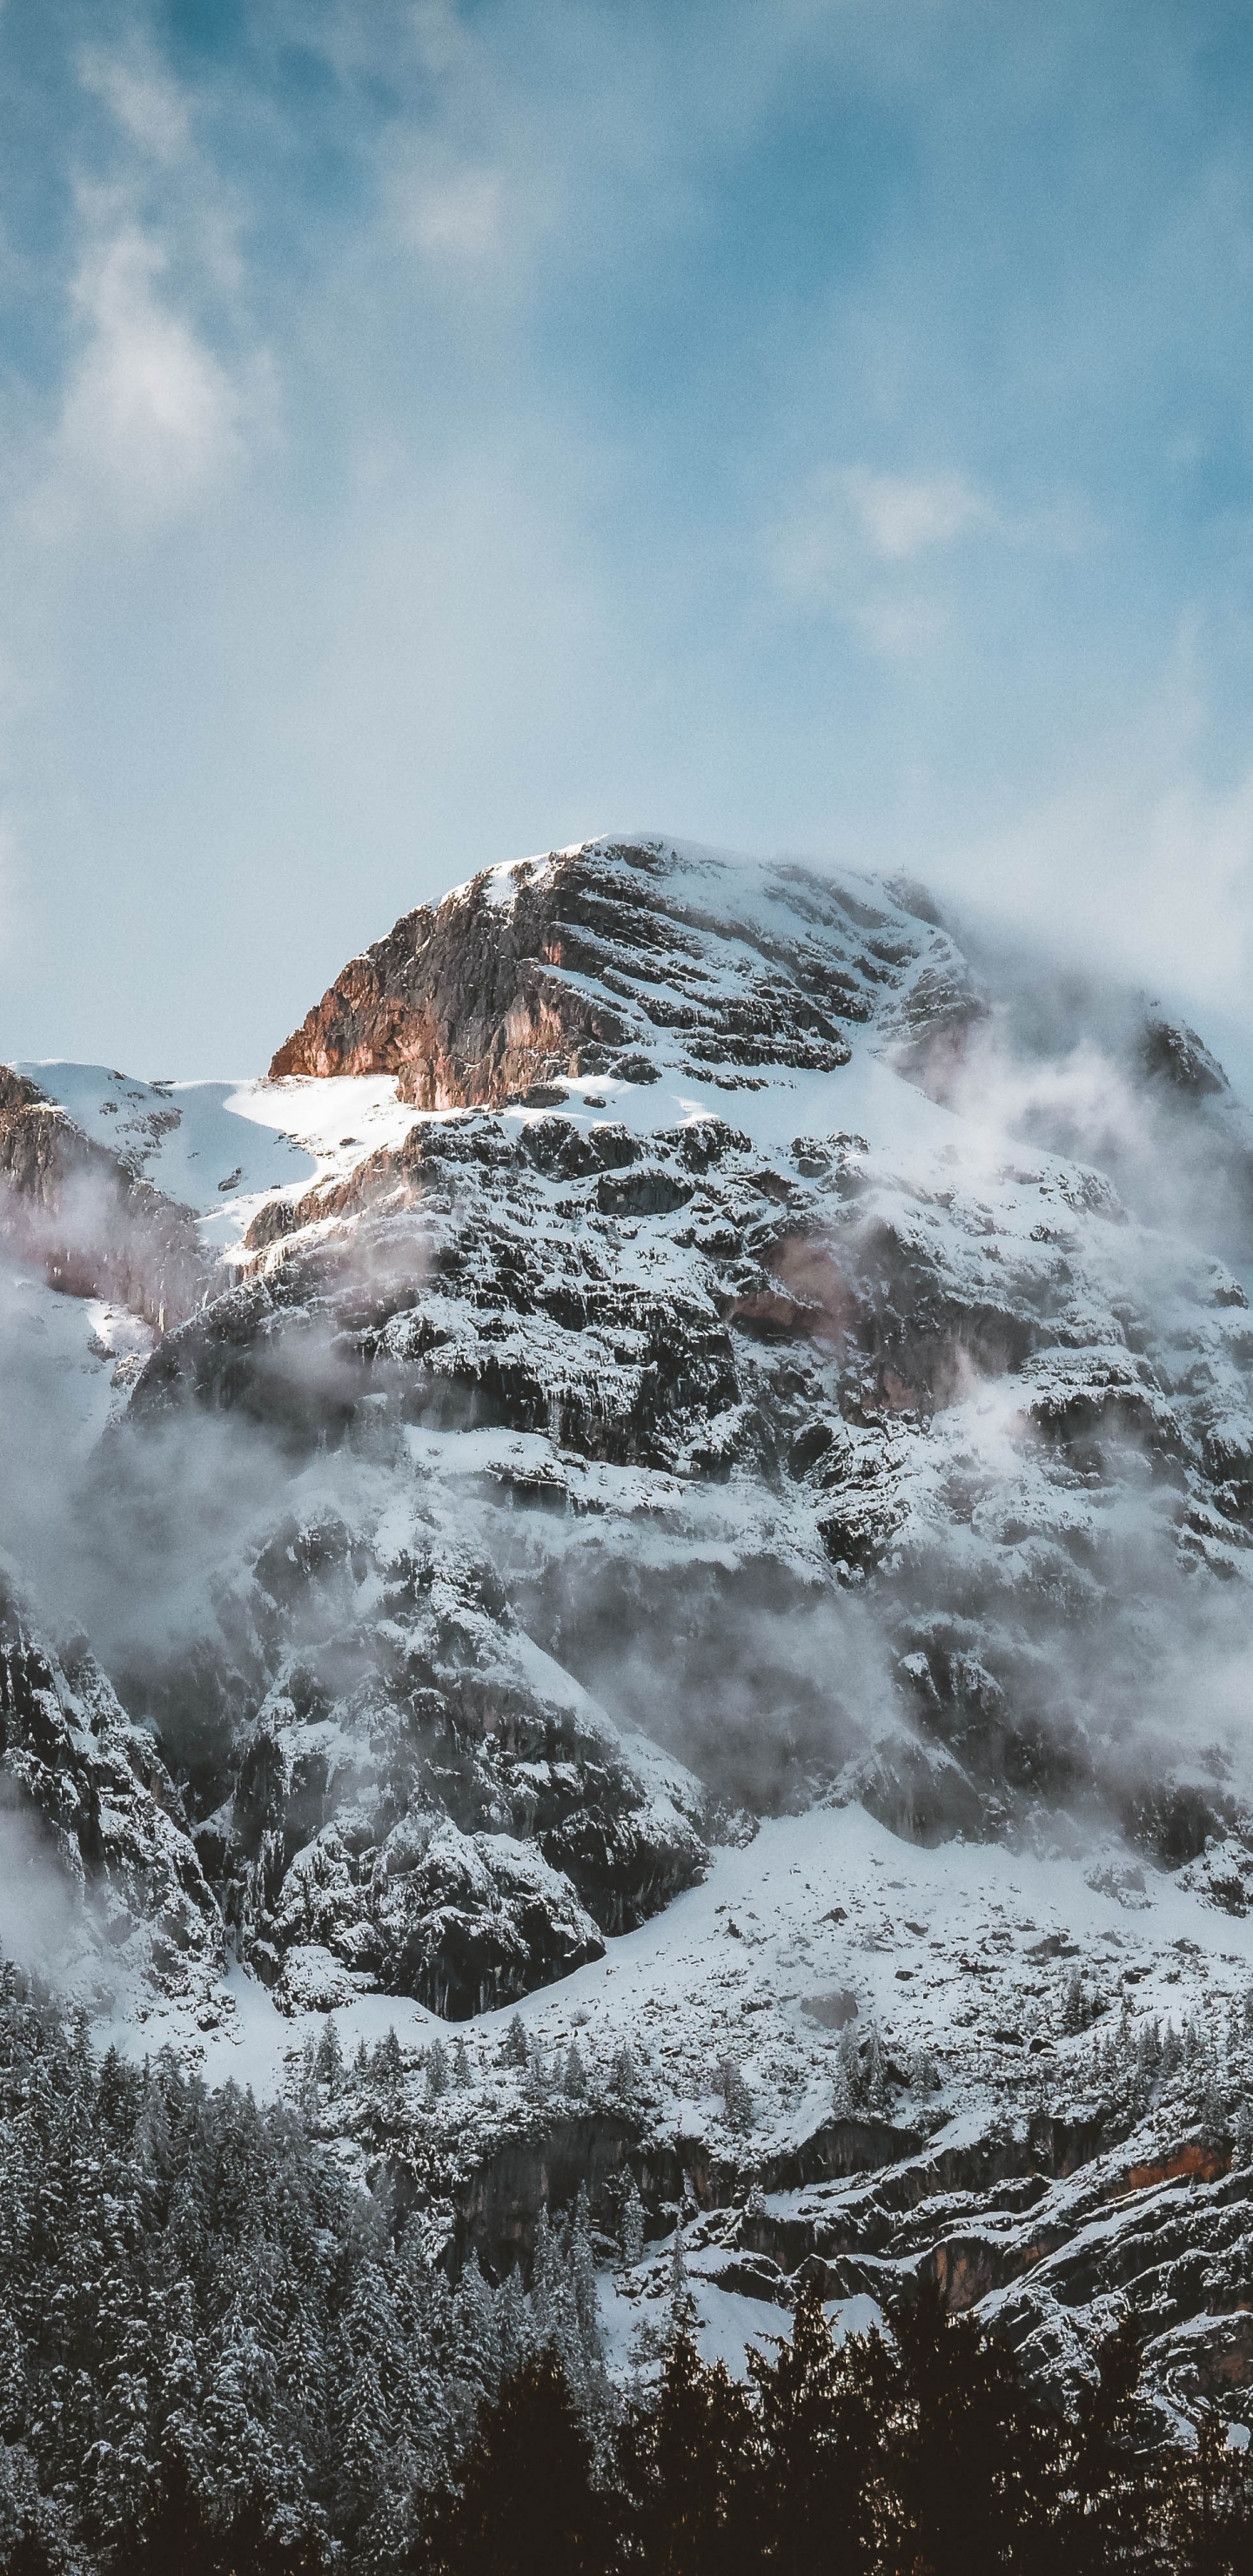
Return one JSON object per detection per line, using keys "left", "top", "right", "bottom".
{"left": 3, "top": 0, "right": 1253, "bottom": 1072}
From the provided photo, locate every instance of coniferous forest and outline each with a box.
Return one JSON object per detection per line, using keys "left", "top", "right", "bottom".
{"left": 0, "top": 1973, "right": 1249, "bottom": 2575}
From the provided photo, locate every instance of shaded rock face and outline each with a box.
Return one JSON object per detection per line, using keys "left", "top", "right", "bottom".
{"left": 269, "top": 838, "right": 886, "bottom": 1105}
{"left": 123, "top": 1038, "right": 1253, "bottom": 1840}
{"left": 147, "top": 1512, "right": 707, "bottom": 2017}
{"left": 0, "top": 1068, "right": 211, "bottom": 1332}
{"left": 0, "top": 1569, "right": 222, "bottom": 1996}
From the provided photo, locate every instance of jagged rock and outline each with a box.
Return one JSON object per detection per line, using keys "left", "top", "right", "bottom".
{"left": 0, "top": 1066, "right": 211, "bottom": 1332}
{"left": 0, "top": 1566, "right": 223, "bottom": 1996}
{"left": 269, "top": 838, "right": 891, "bottom": 1104}
{"left": 142, "top": 1509, "right": 709, "bottom": 2012}
{"left": 1142, "top": 1016, "right": 1229, "bottom": 1099}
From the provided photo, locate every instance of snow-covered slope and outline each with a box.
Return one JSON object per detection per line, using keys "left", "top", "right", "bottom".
{"left": 17, "top": 1061, "right": 418, "bottom": 1255}
{"left": 6, "top": 831, "right": 1253, "bottom": 2416}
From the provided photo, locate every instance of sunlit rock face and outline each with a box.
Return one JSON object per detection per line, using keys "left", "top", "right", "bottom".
{"left": 267, "top": 835, "right": 888, "bottom": 1103}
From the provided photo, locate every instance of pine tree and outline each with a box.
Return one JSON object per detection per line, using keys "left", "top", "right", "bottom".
{"left": 1169, "top": 2403, "right": 1253, "bottom": 2574}
{"left": 123, "top": 2445, "right": 221, "bottom": 2576}
{"left": 1201, "top": 2072, "right": 1229, "bottom": 2151}
{"left": 452, "top": 2036, "right": 472, "bottom": 2090}
{"left": 1062, "top": 1969, "right": 1089, "bottom": 2036}
{"left": 616, "top": 2331, "right": 761, "bottom": 2576}
{"left": 566, "top": 2190, "right": 604, "bottom": 2382}
{"left": 563, "top": 2042, "right": 588, "bottom": 2098}
{"left": 313, "top": 2016, "right": 345, "bottom": 2096}
{"left": 496, "top": 2270, "right": 532, "bottom": 2384}
{"left": 371, "top": 2028, "right": 407, "bottom": 2118}
{"left": 892, "top": 2280, "right": 1060, "bottom": 2576}
{"left": 338, "top": 2347, "right": 393, "bottom": 2533}
{"left": 716, "top": 2055, "right": 754, "bottom": 2134}
{"left": 862, "top": 2023, "right": 888, "bottom": 2114}
{"left": 450, "top": 2256, "right": 503, "bottom": 2412}
{"left": 836, "top": 2019, "right": 863, "bottom": 2113}
{"left": 500, "top": 2016, "right": 530, "bottom": 2069}
{"left": 617, "top": 2174, "right": 645, "bottom": 2269}
{"left": 742, "top": 2277, "right": 892, "bottom": 2576}
{"left": 1232, "top": 2094, "right": 1253, "bottom": 2167}
{"left": 607, "top": 2043, "right": 639, "bottom": 2101}
{"left": 414, "top": 2351, "right": 603, "bottom": 2576}
{"left": 667, "top": 2223, "right": 699, "bottom": 2341}
{"left": 1063, "top": 2308, "right": 1153, "bottom": 2576}
{"left": 425, "top": 2042, "right": 451, "bottom": 2107}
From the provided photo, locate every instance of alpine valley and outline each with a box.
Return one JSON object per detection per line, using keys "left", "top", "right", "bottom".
{"left": 6, "top": 830, "right": 1253, "bottom": 2495}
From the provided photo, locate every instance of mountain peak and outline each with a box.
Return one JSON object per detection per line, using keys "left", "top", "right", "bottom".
{"left": 267, "top": 833, "right": 970, "bottom": 1110}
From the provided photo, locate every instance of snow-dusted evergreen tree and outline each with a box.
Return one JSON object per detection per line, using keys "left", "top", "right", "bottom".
{"left": 566, "top": 2189, "right": 605, "bottom": 2381}
{"left": 667, "top": 2220, "right": 699, "bottom": 2340}
{"left": 1233, "top": 2093, "right": 1253, "bottom": 2168}
{"left": 617, "top": 2173, "right": 646, "bottom": 2269}
{"left": 500, "top": 2014, "right": 530, "bottom": 2068}
{"left": 717, "top": 2053, "right": 754, "bottom": 2133}
{"left": 1200, "top": 2071, "right": 1229, "bottom": 2150}
{"left": 1061, "top": 1968, "right": 1089, "bottom": 2036}
{"left": 450, "top": 2254, "right": 503, "bottom": 2412}
{"left": 608, "top": 2042, "right": 640, "bottom": 2102}
{"left": 861, "top": 2025, "right": 889, "bottom": 2115}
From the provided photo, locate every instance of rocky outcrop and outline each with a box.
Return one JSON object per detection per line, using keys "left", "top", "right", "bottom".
{"left": 268, "top": 839, "right": 894, "bottom": 1104}
{"left": 0, "top": 1066, "right": 211, "bottom": 1332}
{"left": 144, "top": 1512, "right": 708, "bottom": 2016}
{"left": 0, "top": 1567, "right": 223, "bottom": 1999}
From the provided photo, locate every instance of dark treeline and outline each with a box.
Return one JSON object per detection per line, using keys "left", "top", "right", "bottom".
{"left": 416, "top": 2290, "right": 1253, "bottom": 2576}
{"left": 0, "top": 1971, "right": 1250, "bottom": 2576}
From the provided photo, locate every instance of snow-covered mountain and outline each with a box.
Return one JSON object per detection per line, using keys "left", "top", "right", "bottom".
{"left": 6, "top": 831, "right": 1253, "bottom": 2418}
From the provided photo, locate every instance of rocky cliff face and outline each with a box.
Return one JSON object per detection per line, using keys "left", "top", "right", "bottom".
{"left": 0, "top": 1067, "right": 212, "bottom": 1332}
{"left": 139, "top": 843, "right": 1253, "bottom": 1865}
{"left": 8, "top": 831, "right": 1253, "bottom": 2411}
{"left": 267, "top": 837, "right": 916, "bottom": 1104}
{"left": 0, "top": 1566, "right": 223, "bottom": 2005}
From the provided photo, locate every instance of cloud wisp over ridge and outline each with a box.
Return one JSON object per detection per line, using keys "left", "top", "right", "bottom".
{"left": 0, "top": 2, "right": 1251, "bottom": 1069}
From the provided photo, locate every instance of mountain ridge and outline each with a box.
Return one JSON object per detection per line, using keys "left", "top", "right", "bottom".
{"left": 5, "top": 829, "right": 1253, "bottom": 2415}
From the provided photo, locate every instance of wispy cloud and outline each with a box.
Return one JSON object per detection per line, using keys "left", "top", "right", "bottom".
{"left": 765, "top": 464, "right": 1097, "bottom": 657}
{"left": 0, "top": 0, "right": 1251, "bottom": 1065}
{"left": 77, "top": 43, "right": 191, "bottom": 166}
{"left": 941, "top": 742, "right": 1253, "bottom": 1020}
{"left": 36, "top": 219, "right": 245, "bottom": 533}
{"left": 842, "top": 467, "right": 990, "bottom": 561}
{"left": 764, "top": 464, "right": 996, "bottom": 657}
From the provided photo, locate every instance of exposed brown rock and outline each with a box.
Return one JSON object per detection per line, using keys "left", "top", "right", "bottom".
{"left": 270, "top": 860, "right": 625, "bottom": 1107}
{"left": 268, "top": 839, "right": 861, "bottom": 1106}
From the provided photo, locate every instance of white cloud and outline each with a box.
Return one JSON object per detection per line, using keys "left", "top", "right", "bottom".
{"left": 763, "top": 462, "right": 1096, "bottom": 658}
{"left": 841, "top": 465, "right": 990, "bottom": 560}
{"left": 400, "top": 165, "right": 507, "bottom": 262}
{"left": 37, "top": 223, "right": 244, "bottom": 533}
{"left": 77, "top": 45, "right": 192, "bottom": 165}
{"left": 764, "top": 462, "right": 995, "bottom": 653}
{"left": 941, "top": 757, "right": 1253, "bottom": 1021}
